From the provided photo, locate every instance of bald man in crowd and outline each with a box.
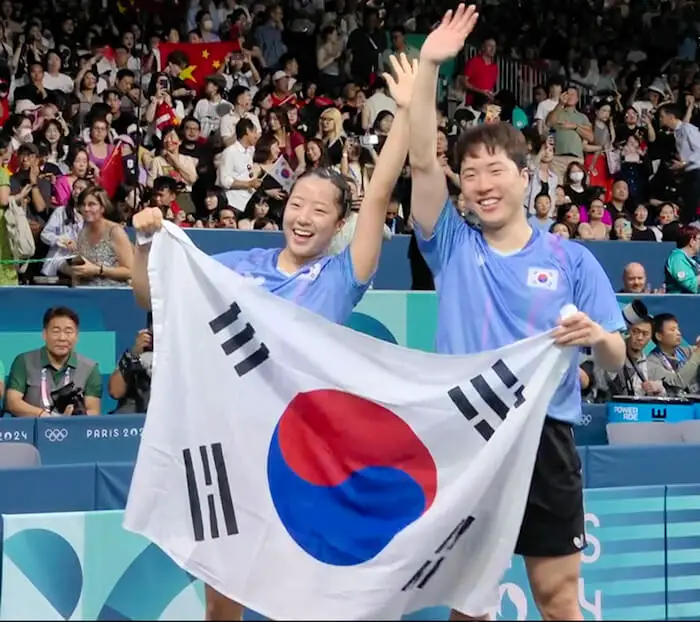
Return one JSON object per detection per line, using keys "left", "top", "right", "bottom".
{"left": 621, "top": 262, "right": 649, "bottom": 294}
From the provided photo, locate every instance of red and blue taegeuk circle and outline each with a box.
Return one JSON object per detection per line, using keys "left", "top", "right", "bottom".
{"left": 267, "top": 389, "right": 438, "bottom": 566}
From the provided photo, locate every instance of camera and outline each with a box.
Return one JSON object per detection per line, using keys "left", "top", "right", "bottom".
{"left": 116, "top": 350, "right": 152, "bottom": 413}
{"left": 51, "top": 382, "right": 87, "bottom": 415}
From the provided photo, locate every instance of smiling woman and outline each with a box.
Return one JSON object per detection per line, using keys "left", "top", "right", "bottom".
{"left": 63, "top": 186, "right": 133, "bottom": 287}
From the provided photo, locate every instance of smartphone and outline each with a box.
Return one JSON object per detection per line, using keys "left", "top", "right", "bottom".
{"left": 360, "top": 134, "right": 379, "bottom": 147}
{"left": 67, "top": 256, "right": 85, "bottom": 267}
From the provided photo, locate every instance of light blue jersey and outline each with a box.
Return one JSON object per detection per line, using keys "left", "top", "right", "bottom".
{"left": 214, "top": 247, "right": 370, "bottom": 324}
{"left": 417, "top": 200, "right": 625, "bottom": 425}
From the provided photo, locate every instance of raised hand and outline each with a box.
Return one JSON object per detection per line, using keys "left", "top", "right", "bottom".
{"left": 420, "top": 4, "right": 479, "bottom": 65}
{"left": 384, "top": 53, "right": 418, "bottom": 109}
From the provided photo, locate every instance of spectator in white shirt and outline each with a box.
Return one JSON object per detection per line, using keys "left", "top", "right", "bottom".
{"left": 43, "top": 51, "right": 74, "bottom": 93}
{"left": 217, "top": 118, "right": 261, "bottom": 212}
{"left": 220, "top": 86, "right": 262, "bottom": 147}
{"left": 194, "top": 74, "right": 227, "bottom": 139}
{"left": 361, "top": 76, "right": 396, "bottom": 131}
{"left": 534, "top": 78, "right": 563, "bottom": 137}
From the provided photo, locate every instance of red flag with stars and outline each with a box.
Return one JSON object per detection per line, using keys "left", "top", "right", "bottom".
{"left": 158, "top": 42, "right": 241, "bottom": 93}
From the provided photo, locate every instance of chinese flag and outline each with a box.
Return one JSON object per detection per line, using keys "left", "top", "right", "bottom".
{"left": 158, "top": 42, "right": 241, "bottom": 93}
{"left": 100, "top": 143, "right": 126, "bottom": 198}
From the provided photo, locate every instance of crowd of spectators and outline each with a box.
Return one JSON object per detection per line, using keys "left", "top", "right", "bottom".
{"left": 0, "top": 0, "right": 697, "bottom": 286}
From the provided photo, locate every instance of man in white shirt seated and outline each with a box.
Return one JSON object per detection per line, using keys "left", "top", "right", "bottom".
{"left": 216, "top": 118, "right": 261, "bottom": 213}
{"left": 220, "top": 85, "right": 262, "bottom": 147}
{"left": 361, "top": 76, "right": 396, "bottom": 131}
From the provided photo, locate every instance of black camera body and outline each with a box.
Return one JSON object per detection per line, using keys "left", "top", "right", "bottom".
{"left": 115, "top": 350, "right": 152, "bottom": 414}
{"left": 51, "top": 382, "right": 87, "bottom": 415}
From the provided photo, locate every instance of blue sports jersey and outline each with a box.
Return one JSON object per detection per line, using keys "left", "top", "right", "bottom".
{"left": 214, "top": 246, "right": 369, "bottom": 324}
{"left": 417, "top": 200, "right": 625, "bottom": 425}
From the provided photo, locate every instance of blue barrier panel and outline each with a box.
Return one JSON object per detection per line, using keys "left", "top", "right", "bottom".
{"left": 95, "top": 463, "right": 134, "bottom": 511}
{"left": 494, "top": 486, "right": 667, "bottom": 620}
{"left": 0, "top": 464, "right": 95, "bottom": 513}
{"left": 126, "top": 229, "right": 674, "bottom": 293}
{"left": 587, "top": 444, "right": 700, "bottom": 489}
{"left": 666, "top": 484, "right": 700, "bottom": 621}
{"left": 36, "top": 415, "right": 145, "bottom": 465}
{"left": 576, "top": 404, "right": 607, "bottom": 446}
{"left": 582, "top": 240, "right": 673, "bottom": 292}
{"left": 578, "top": 446, "right": 588, "bottom": 487}
{"left": 608, "top": 401, "right": 695, "bottom": 423}
{"left": 0, "top": 418, "right": 34, "bottom": 445}
{"left": 126, "top": 228, "right": 415, "bottom": 290}
{"left": 3, "top": 288, "right": 700, "bottom": 411}
{"left": 0, "top": 486, "right": 671, "bottom": 621}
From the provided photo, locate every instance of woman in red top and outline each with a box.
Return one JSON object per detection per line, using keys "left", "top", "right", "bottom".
{"left": 268, "top": 106, "right": 305, "bottom": 172}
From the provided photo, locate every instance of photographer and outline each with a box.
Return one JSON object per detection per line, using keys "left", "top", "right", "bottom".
{"left": 108, "top": 327, "right": 153, "bottom": 414}
{"left": 4, "top": 306, "right": 102, "bottom": 417}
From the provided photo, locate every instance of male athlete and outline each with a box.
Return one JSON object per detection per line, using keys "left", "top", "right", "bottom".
{"left": 409, "top": 5, "right": 626, "bottom": 621}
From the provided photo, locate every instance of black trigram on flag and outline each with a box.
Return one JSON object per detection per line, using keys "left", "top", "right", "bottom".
{"left": 448, "top": 359, "right": 526, "bottom": 441}
{"left": 183, "top": 443, "right": 239, "bottom": 542}
{"left": 209, "top": 302, "right": 270, "bottom": 377}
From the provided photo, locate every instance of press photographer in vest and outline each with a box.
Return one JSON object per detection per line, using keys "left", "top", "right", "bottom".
{"left": 4, "top": 307, "right": 102, "bottom": 417}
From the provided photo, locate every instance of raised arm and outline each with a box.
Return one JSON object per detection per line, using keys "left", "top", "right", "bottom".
{"left": 131, "top": 208, "right": 165, "bottom": 309}
{"left": 409, "top": 4, "right": 478, "bottom": 236}
{"left": 349, "top": 54, "right": 416, "bottom": 283}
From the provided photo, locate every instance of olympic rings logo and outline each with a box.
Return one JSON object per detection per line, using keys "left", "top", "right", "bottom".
{"left": 581, "top": 414, "right": 593, "bottom": 426}
{"left": 44, "top": 428, "right": 68, "bottom": 442}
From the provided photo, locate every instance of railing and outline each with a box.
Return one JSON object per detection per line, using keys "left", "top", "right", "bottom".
{"left": 461, "top": 45, "right": 596, "bottom": 110}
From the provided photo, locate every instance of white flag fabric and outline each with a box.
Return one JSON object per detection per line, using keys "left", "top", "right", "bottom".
{"left": 124, "top": 223, "right": 574, "bottom": 621}
{"left": 268, "top": 156, "right": 296, "bottom": 192}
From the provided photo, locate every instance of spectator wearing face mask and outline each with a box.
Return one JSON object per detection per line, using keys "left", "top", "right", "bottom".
{"left": 562, "top": 160, "right": 590, "bottom": 207}
{"left": 197, "top": 10, "right": 221, "bottom": 42}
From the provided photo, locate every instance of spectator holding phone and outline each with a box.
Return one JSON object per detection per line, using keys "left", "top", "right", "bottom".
{"left": 67, "top": 186, "right": 133, "bottom": 287}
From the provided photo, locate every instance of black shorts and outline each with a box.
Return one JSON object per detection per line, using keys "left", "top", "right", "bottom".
{"left": 514, "top": 417, "right": 586, "bottom": 558}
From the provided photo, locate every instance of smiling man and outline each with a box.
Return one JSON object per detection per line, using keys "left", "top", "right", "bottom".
{"left": 408, "top": 5, "right": 626, "bottom": 621}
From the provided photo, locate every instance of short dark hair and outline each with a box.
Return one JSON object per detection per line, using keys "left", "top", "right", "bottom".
{"left": 229, "top": 85, "right": 249, "bottom": 105}
{"left": 652, "top": 313, "right": 678, "bottom": 343}
{"left": 116, "top": 68, "right": 135, "bottom": 82}
{"left": 43, "top": 306, "right": 80, "bottom": 329}
{"left": 534, "top": 192, "right": 550, "bottom": 203}
{"left": 181, "top": 115, "right": 200, "bottom": 129}
{"left": 676, "top": 225, "right": 699, "bottom": 248}
{"left": 231, "top": 7, "right": 247, "bottom": 23}
{"left": 166, "top": 50, "right": 189, "bottom": 68}
{"left": 236, "top": 118, "right": 255, "bottom": 139}
{"left": 153, "top": 176, "right": 179, "bottom": 196}
{"left": 658, "top": 102, "right": 681, "bottom": 119}
{"left": 454, "top": 123, "right": 528, "bottom": 171}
